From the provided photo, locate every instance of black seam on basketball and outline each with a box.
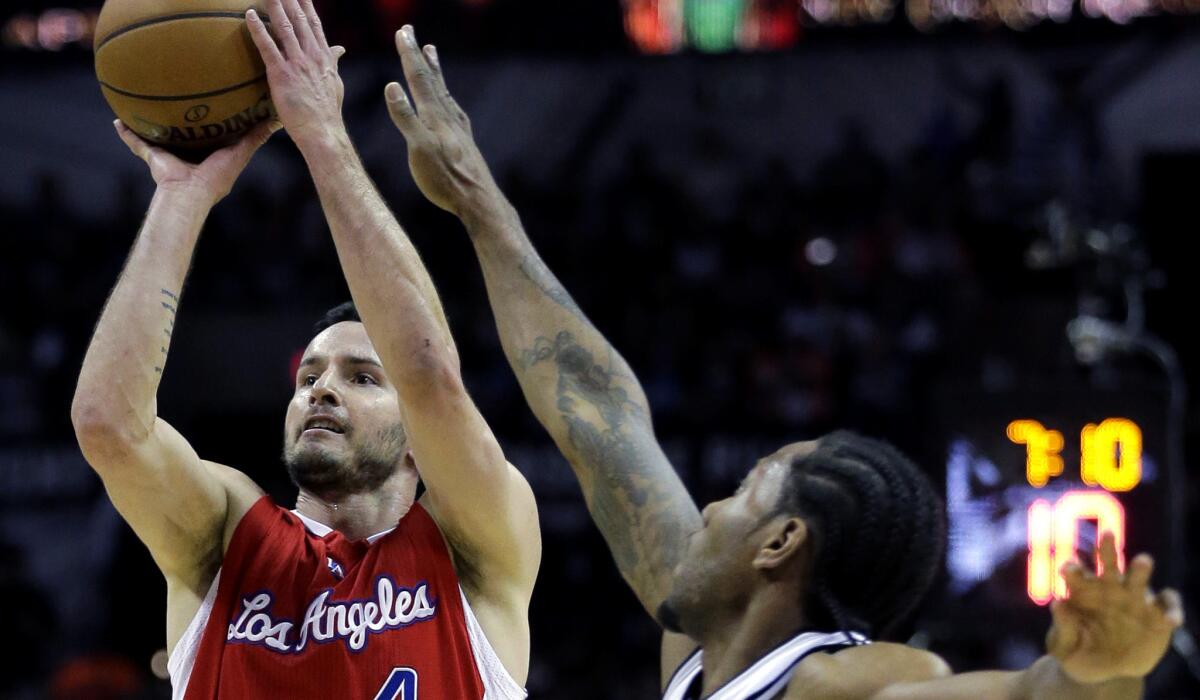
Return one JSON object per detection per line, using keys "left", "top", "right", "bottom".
{"left": 95, "top": 12, "right": 271, "bottom": 51}
{"left": 98, "top": 74, "right": 267, "bottom": 101}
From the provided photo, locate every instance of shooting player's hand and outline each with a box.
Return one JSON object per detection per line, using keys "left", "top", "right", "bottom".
{"left": 114, "top": 118, "right": 279, "bottom": 206}
{"left": 246, "top": 0, "right": 346, "bottom": 151}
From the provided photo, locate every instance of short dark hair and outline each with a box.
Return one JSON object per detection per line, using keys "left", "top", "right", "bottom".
{"left": 778, "top": 430, "right": 945, "bottom": 639}
{"left": 314, "top": 302, "right": 361, "bottom": 334}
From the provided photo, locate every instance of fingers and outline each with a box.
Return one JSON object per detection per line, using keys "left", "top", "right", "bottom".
{"left": 385, "top": 82, "right": 420, "bottom": 136}
{"left": 424, "top": 44, "right": 450, "bottom": 101}
{"left": 332, "top": 45, "right": 346, "bottom": 63}
{"left": 1047, "top": 599, "right": 1081, "bottom": 659}
{"left": 114, "top": 120, "right": 155, "bottom": 162}
{"left": 231, "top": 120, "right": 280, "bottom": 165}
{"left": 1061, "top": 559, "right": 1091, "bottom": 590}
{"left": 423, "top": 43, "right": 466, "bottom": 122}
{"left": 1097, "top": 531, "right": 1121, "bottom": 582}
{"left": 265, "top": 0, "right": 302, "bottom": 58}
{"left": 1156, "top": 589, "right": 1185, "bottom": 628}
{"left": 282, "top": 0, "right": 319, "bottom": 53}
{"left": 244, "top": 119, "right": 283, "bottom": 150}
{"left": 395, "top": 26, "right": 440, "bottom": 114}
{"left": 299, "top": 0, "right": 329, "bottom": 47}
{"left": 1125, "top": 553, "right": 1154, "bottom": 596}
{"left": 246, "top": 9, "right": 284, "bottom": 69}
{"left": 1061, "top": 558, "right": 1108, "bottom": 609}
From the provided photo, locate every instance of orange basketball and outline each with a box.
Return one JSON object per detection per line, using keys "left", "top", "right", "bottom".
{"left": 94, "top": 0, "right": 274, "bottom": 154}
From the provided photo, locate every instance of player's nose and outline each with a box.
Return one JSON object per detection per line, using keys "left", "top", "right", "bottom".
{"left": 308, "top": 373, "right": 342, "bottom": 406}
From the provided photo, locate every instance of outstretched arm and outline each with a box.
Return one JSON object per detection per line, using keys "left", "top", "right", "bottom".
{"left": 71, "top": 122, "right": 272, "bottom": 643}
{"left": 381, "top": 34, "right": 702, "bottom": 620}
{"left": 795, "top": 535, "right": 1183, "bottom": 700}
{"left": 246, "top": 2, "right": 539, "bottom": 602}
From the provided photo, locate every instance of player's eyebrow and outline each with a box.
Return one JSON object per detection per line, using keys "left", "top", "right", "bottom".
{"left": 297, "top": 354, "right": 383, "bottom": 369}
{"left": 342, "top": 355, "right": 384, "bottom": 369}
{"left": 298, "top": 355, "right": 323, "bottom": 369}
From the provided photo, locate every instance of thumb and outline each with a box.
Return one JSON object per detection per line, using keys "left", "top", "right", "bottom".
{"left": 203, "top": 119, "right": 278, "bottom": 171}
{"left": 114, "top": 120, "right": 157, "bottom": 162}
{"left": 236, "top": 119, "right": 281, "bottom": 155}
{"left": 332, "top": 45, "right": 346, "bottom": 63}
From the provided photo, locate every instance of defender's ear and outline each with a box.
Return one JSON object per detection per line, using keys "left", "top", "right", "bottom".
{"left": 753, "top": 517, "right": 808, "bottom": 571}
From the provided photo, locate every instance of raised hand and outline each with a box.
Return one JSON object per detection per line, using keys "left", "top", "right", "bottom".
{"left": 384, "top": 26, "right": 498, "bottom": 217}
{"left": 1047, "top": 532, "right": 1184, "bottom": 684}
{"left": 245, "top": 0, "right": 347, "bottom": 150}
{"left": 114, "top": 118, "right": 279, "bottom": 206}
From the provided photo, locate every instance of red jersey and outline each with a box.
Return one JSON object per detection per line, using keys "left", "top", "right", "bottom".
{"left": 167, "top": 496, "right": 525, "bottom": 700}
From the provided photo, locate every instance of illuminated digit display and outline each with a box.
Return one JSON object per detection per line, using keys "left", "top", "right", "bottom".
{"left": 1027, "top": 492, "right": 1126, "bottom": 603}
{"left": 1081, "top": 419, "right": 1142, "bottom": 492}
{"left": 1011, "top": 418, "right": 1140, "bottom": 605}
{"left": 1026, "top": 500, "right": 1054, "bottom": 605}
{"left": 1007, "top": 420, "right": 1065, "bottom": 487}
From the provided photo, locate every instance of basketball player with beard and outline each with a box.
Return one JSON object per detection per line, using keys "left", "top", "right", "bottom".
{"left": 382, "top": 33, "right": 1185, "bottom": 699}
{"left": 70, "top": 2, "right": 538, "bottom": 697}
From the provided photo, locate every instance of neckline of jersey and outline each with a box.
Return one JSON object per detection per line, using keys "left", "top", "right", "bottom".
{"left": 291, "top": 509, "right": 398, "bottom": 544}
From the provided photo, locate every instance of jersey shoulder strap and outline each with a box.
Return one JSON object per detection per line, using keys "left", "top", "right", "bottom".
{"left": 662, "top": 630, "right": 870, "bottom": 700}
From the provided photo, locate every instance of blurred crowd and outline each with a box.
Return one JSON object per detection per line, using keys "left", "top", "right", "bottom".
{"left": 1, "top": 47, "right": 1197, "bottom": 698}
{"left": 1, "top": 64, "right": 1117, "bottom": 446}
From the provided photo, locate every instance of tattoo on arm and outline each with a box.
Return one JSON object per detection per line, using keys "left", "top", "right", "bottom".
{"left": 519, "top": 254, "right": 587, "bottom": 322}
{"left": 155, "top": 288, "right": 178, "bottom": 375}
{"left": 521, "top": 328, "right": 699, "bottom": 606}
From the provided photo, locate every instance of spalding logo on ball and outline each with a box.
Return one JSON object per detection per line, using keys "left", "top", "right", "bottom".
{"left": 94, "top": 0, "right": 276, "bottom": 153}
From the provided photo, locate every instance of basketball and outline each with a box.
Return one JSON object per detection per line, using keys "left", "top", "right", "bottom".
{"left": 94, "top": 0, "right": 273, "bottom": 154}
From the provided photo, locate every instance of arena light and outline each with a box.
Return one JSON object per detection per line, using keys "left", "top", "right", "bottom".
{"left": 2, "top": 8, "right": 97, "bottom": 51}
{"left": 625, "top": 0, "right": 807, "bottom": 53}
{"left": 805, "top": 237, "right": 838, "bottom": 266}
{"left": 685, "top": 0, "right": 746, "bottom": 52}
{"left": 624, "top": 0, "right": 686, "bottom": 54}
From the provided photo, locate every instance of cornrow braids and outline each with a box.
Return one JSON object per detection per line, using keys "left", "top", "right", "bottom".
{"left": 778, "top": 431, "right": 945, "bottom": 639}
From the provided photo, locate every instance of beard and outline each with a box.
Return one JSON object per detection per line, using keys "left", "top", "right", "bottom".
{"left": 283, "top": 423, "right": 407, "bottom": 498}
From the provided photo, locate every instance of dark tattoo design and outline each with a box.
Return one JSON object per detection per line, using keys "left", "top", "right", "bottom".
{"left": 518, "top": 255, "right": 587, "bottom": 322}
{"left": 521, "top": 328, "right": 700, "bottom": 607}
{"left": 156, "top": 289, "right": 178, "bottom": 376}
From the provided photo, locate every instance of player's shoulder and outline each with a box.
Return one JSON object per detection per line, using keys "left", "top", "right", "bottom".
{"left": 201, "top": 461, "right": 266, "bottom": 549}
{"left": 785, "top": 642, "right": 951, "bottom": 700}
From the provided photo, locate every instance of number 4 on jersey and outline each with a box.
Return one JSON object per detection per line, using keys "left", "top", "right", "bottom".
{"left": 375, "top": 667, "right": 418, "bottom": 700}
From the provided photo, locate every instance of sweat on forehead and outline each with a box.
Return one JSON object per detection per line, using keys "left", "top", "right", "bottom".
{"left": 303, "top": 322, "right": 382, "bottom": 366}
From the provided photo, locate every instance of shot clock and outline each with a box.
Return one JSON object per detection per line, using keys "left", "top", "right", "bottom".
{"left": 936, "top": 385, "right": 1169, "bottom": 615}
{"left": 1010, "top": 417, "right": 1138, "bottom": 603}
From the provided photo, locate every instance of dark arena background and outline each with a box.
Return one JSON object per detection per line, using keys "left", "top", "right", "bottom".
{"left": 3, "top": 0, "right": 1200, "bottom": 697}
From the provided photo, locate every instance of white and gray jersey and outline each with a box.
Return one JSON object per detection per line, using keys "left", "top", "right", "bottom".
{"left": 662, "top": 630, "right": 870, "bottom": 700}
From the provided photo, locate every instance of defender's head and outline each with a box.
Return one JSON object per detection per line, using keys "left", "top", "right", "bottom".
{"left": 659, "top": 431, "right": 944, "bottom": 640}
{"left": 282, "top": 303, "right": 414, "bottom": 500}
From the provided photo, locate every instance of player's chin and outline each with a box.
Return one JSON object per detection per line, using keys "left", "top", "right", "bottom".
{"left": 286, "top": 436, "right": 344, "bottom": 467}
{"left": 656, "top": 598, "right": 686, "bottom": 634}
{"left": 285, "top": 444, "right": 352, "bottom": 488}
